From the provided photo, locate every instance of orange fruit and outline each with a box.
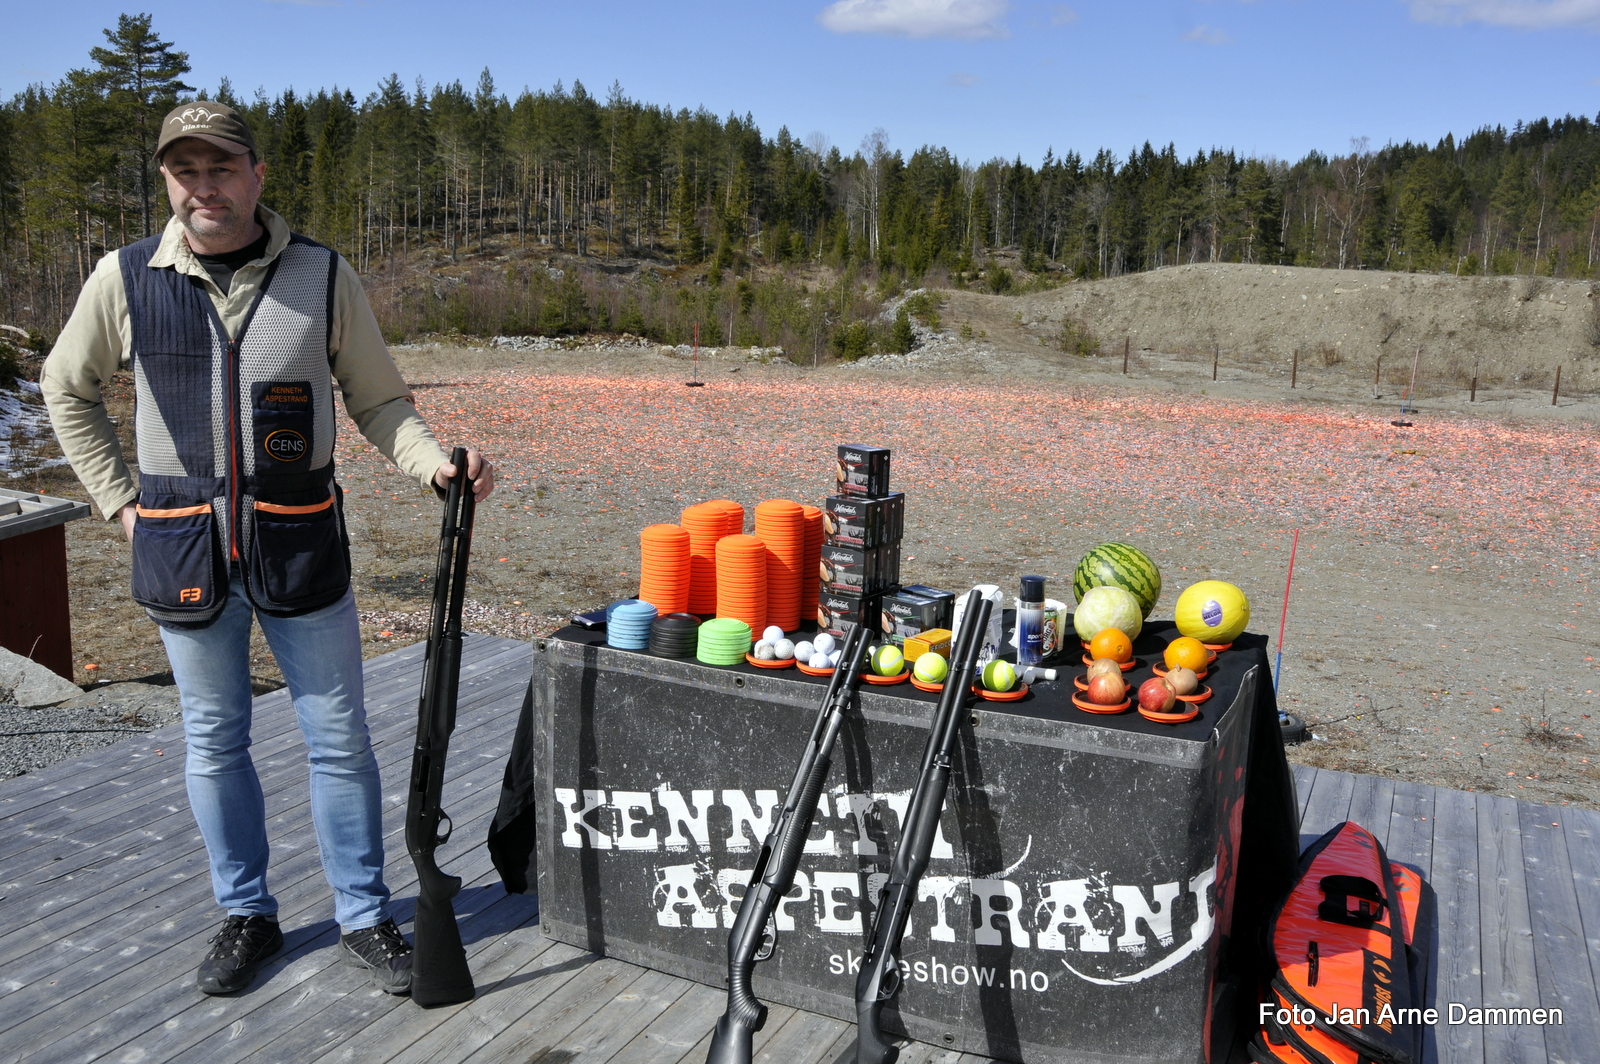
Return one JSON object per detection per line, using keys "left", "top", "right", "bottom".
{"left": 1088, "top": 627, "right": 1133, "bottom": 663}
{"left": 1165, "top": 636, "right": 1208, "bottom": 671}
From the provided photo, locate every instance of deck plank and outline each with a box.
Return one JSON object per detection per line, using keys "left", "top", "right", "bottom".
{"left": 1516, "top": 801, "right": 1599, "bottom": 1064}
{"left": 1475, "top": 792, "right": 1546, "bottom": 1064}
{"left": 1296, "top": 763, "right": 1356, "bottom": 839}
{"left": 605, "top": 981, "right": 727, "bottom": 1064}
{"left": 1344, "top": 770, "right": 1396, "bottom": 839}
{"left": 1428, "top": 784, "right": 1484, "bottom": 1064}
{"left": 1290, "top": 764, "right": 1315, "bottom": 824}
{"left": 1560, "top": 807, "right": 1600, "bottom": 1021}
{"left": 466, "top": 965, "right": 687, "bottom": 1064}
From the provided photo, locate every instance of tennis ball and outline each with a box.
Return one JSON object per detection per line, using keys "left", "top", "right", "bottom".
{"left": 981, "top": 659, "right": 1017, "bottom": 692}
{"left": 913, "top": 652, "right": 949, "bottom": 684}
{"left": 870, "top": 645, "right": 904, "bottom": 676}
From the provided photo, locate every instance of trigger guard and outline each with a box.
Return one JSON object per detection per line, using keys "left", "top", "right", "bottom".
{"left": 435, "top": 811, "right": 454, "bottom": 846}
{"left": 754, "top": 916, "right": 778, "bottom": 961}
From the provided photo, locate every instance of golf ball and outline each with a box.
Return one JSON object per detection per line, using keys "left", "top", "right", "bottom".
{"left": 814, "top": 633, "right": 837, "bottom": 656}
{"left": 762, "top": 625, "right": 785, "bottom": 643}
{"left": 774, "top": 639, "right": 795, "bottom": 660}
{"left": 827, "top": 649, "right": 841, "bottom": 667}
{"left": 793, "top": 640, "right": 815, "bottom": 662}
{"left": 809, "top": 652, "right": 831, "bottom": 669}
{"left": 754, "top": 641, "right": 776, "bottom": 661}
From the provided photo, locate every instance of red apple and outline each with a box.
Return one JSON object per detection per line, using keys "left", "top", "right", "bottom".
{"left": 1086, "top": 673, "right": 1127, "bottom": 705}
{"left": 1139, "top": 677, "right": 1178, "bottom": 713}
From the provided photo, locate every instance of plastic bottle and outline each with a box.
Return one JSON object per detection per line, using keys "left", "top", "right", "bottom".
{"left": 1016, "top": 575, "right": 1047, "bottom": 667}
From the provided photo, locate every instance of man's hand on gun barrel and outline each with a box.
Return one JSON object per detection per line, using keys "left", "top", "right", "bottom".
{"left": 433, "top": 447, "right": 496, "bottom": 502}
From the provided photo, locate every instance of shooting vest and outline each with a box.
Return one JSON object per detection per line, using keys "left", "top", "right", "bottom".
{"left": 119, "top": 233, "right": 350, "bottom": 626}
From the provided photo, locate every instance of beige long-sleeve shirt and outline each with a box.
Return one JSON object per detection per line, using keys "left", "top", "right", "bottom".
{"left": 41, "top": 206, "right": 447, "bottom": 519}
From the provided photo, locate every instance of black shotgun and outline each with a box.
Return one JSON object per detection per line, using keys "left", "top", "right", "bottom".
{"left": 706, "top": 624, "right": 873, "bottom": 1064}
{"left": 405, "top": 446, "right": 477, "bottom": 1007}
{"left": 854, "top": 590, "right": 991, "bottom": 1064}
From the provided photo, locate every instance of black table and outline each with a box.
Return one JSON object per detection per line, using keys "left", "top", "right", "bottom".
{"left": 489, "top": 621, "right": 1300, "bottom": 1064}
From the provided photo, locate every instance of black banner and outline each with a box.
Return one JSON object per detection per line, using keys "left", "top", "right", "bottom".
{"left": 497, "top": 625, "right": 1300, "bottom": 1063}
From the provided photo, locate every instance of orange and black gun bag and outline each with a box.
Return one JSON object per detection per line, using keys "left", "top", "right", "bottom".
{"left": 1250, "top": 821, "right": 1432, "bottom": 1064}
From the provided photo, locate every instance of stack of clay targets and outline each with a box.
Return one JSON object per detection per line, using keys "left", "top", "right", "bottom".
{"left": 707, "top": 498, "right": 745, "bottom": 537}
{"left": 754, "top": 498, "right": 805, "bottom": 632}
{"left": 696, "top": 617, "right": 752, "bottom": 665}
{"left": 715, "top": 533, "right": 767, "bottom": 634}
{"left": 649, "top": 612, "right": 701, "bottom": 657}
{"left": 801, "top": 504, "right": 824, "bottom": 626}
{"left": 638, "top": 524, "right": 691, "bottom": 615}
{"left": 680, "top": 503, "right": 730, "bottom": 615}
{"left": 607, "top": 599, "right": 658, "bottom": 650}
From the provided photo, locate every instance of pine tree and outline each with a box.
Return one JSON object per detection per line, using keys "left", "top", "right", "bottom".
{"left": 263, "top": 91, "right": 310, "bottom": 229}
{"left": 89, "top": 14, "right": 192, "bottom": 237}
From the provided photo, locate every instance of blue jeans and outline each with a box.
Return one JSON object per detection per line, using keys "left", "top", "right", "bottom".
{"left": 160, "top": 575, "right": 389, "bottom": 930}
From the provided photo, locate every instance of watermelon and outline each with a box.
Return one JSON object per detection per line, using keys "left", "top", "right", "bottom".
{"left": 1072, "top": 585, "right": 1144, "bottom": 642}
{"left": 1174, "top": 580, "right": 1250, "bottom": 644}
{"left": 1073, "top": 542, "right": 1162, "bottom": 619}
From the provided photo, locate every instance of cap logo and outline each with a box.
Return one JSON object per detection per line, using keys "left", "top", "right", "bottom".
{"left": 168, "top": 106, "right": 227, "bottom": 133}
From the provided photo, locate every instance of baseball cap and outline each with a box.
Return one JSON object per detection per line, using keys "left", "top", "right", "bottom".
{"left": 156, "top": 102, "right": 257, "bottom": 161}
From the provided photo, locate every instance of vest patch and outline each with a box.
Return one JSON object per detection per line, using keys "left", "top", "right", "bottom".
{"left": 264, "top": 428, "right": 308, "bottom": 462}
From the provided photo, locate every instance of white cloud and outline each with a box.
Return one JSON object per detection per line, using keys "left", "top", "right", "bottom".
{"left": 1050, "top": 4, "right": 1079, "bottom": 25}
{"left": 1407, "top": 0, "right": 1600, "bottom": 28}
{"left": 1182, "top": 24, "right": 1232, "bottom": 43}
{"left": 948, "top": 71, "right": 980, "bottom": 86}
{"left": 818, "top": 0, "right": 1011, "bottom": 39}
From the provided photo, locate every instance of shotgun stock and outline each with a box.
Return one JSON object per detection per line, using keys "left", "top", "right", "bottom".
{"left": 405, "top": 446, "right": 476, "bottom": 1007}
{"left": 705, "top": 624, "right": 872, "bottom": 1064}
{"left": 854, "top": 591, "right": 990, "bottom": 1064}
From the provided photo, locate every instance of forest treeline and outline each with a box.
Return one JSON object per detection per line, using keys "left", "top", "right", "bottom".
{"left": 4, "top": 14, "right": 1600, "bottom": 349}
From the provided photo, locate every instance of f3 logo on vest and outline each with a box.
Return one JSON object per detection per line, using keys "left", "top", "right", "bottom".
{"left": 252, "top": 380, "right": 314, "bottom": 471}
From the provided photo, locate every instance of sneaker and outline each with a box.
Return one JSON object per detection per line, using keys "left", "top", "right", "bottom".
{"left": 197, "top": 914, "right": 283, "bottom": 995}
{"left": 339, "top": 918, "right": 413, "bottom": 994}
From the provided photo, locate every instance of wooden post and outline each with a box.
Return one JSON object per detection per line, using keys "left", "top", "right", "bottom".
{"left": 1470, "top": 376, "right": 1477, "bottom": 402}
{"left": 1552, "top": 365, "right": 1561, "bottom": 406}
{"left": 1373, "top": 352, "right": 1382, "bottom": 399}
{"left": 1212, "top": 344, "right": 1218, "bottom": 381}
{"left": 1290, "top": 348, "right": 1298, "bottom": 389}
{"left": 1122, "top": 337, "right": 1129, "bottom": 375}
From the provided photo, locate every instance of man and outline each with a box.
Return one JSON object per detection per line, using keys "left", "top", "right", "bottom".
{"left": 42, "top": 101, "right": 495, "bottom": 997}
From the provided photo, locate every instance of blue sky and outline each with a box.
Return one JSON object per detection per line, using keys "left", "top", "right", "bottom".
{"left": 7, "top": 1, "right": 1599, "bottom": 166}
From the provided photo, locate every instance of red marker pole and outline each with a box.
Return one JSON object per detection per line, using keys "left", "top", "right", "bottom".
{"left": 1274, "top": 528, "right": 1300, "bottom": 695}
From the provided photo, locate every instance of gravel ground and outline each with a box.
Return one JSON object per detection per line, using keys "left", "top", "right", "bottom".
{"left": 0, "top": 682, "right": 182, "bottom": 777}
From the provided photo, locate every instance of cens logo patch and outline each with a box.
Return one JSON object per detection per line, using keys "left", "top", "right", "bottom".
{"left": 264, "top": 429, "right": 307, "bottom": 462}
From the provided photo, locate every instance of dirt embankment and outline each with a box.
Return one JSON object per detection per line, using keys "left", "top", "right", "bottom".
{"left": 948, "top": 263, "right": 1600, "bottom": 401}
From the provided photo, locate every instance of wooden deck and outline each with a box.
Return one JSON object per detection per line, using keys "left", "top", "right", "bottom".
{"left": 0, "top": 635, "right": 1595, "bottom": 1064}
